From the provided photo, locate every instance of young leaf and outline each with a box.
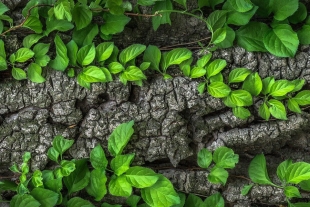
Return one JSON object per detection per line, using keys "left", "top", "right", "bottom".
{"left": 54, "top": 0, "right": 72, "bottom": 21}
{"left": 77, "top": 44, "right": 96, "bottom": 66}
{"left": 211, "top": 27, "right": 226, "bottom": 44}
{"left": 263, "top": 24, "right": 299, "bottom": 57}
{"left": 213, "top": 146, "right": 239, "bottom": 169}
{"left": 288, "top": 99, "right": 301, "bottom": 113}
{"left": 197, "top": 82, "right": 206, "bottom": 95}
{"left": 67, "top": 197, "right": 95, "bottom": 207}
{"left": 96, "top": 42, "right": 114, "bottom": 62}
{"left": 100, "top": 13, "right": 131, "bottom": 36}
{"left": 123, "top": 66, "right": 146, "bottom": 81}
{"left": 272, "top": 0, "right": 298, "bottom": 21}
{"left": 226, "top": 90, "right": 252, "bottom": 106}
{"left": 184, "top": 194, "right": 203, "bottom": 207}
{"left": 242, "top": 72, "right": 262, "bottom": 96}
{"left": 119, "top": 44, "right": 146, "bottom": 65}
{"left": 206, "top": 59, "right": 227, "bottom": 78}
{"left": 27, "top": 63, "right": 45, "bottom": 83}
{"left": 216, "top": 26, "right": 235, "bottom": 49}
{"left": 269, "top": 80, "right": 295, "bottom": 97}
{"left": 12, "top": 67, "right": 27, "bottom": 80}
{"left": 292, "top": 90, "right": 310, "bottom": 106}
{"left": 49, "top": 35, "right": 69, "bottom": 71}
{"left": 262, "top": 77, "right": 275, "bottom": 95}
{"left": 206, "top": 10, "right": 227, "bottom": 32}
{"left": 72, "top": 3, "right": 92, "bottom": 30}
{"left": 248, "top": 154, "right": 276, "bottom": 186}
{"left": 197, "top": 148, "right": 212, "bottom": 168}
{"left": 125, "top": 166, "right": 159, "bottom": 188}
{"left": 203, "top": 192, "right": 225, "bottom": 207}
{"left": 15, "top": 48, "right": 34, "bottom": 62}
{"left": 277, "top": 159, "right": 293, "bottom": 182}
{"left": 47, "top": 147, "right": 59, "bottom": 163}
{"left": 207, "top": 82, "right": 231, "bottom": 98}
{"left": 64, "top": 159, "right": 90, "bottom": 194}
{"left": 23, "top": 16, "right": 42, "bottom": 33}
{"left": 241, "top": 184, "right": 253, "bottom": 196}
{"left": 10, "top": 194, "right": 41, "bottom": 207}
{"left": 101, "top": 67, "right": 113, "bottom": 82}
{"left": 259, "top": 103, "right": 270, "bottom": 121}
{"left": 80, "top": 66, "right": 106, "bottom": 82}
{"left": 30, "top": 188, "right": 59, "bottom": 207}
{"left": 109, "top": 62, "right": 125, "bottom": 74}
{"left": 232, "top": 106, "right": 251, "bottom": 119}
{"left": 90, "top": 145, "right": 108, "bottom": 170}
{"left": 111, "top": 153, "right": 135, "bottom": 176}
{"left": 268, "top": 99, "right": 287, "bottom": 120}
{"left": 109, "top": 175, "right": 132, "bottom": 197}
{"left": 197, "top": 53, "right": 212, "bottom": 68}
{"left": 164, "top": 48, "right": 192, "bottom": 70}
{"left": 228, "top": 68, "right": 251, "bottom": 83}
{"left": 209, "top": 72, "right": 223, "bottom": 83}
{"left": 108, "top": 120, "right": 134, "bottom": 156}
{"left": 284, "top": 186, "right": 302, "bottom": 199}
{"left": 291, "top": 79, "right": 305, "bottom": 92}
{"left": 152, "top": 0, "right": 173, "bottom": 31}
{"left": 52, "top": 135, "right": 74, "bottom": 156}
{"left": 207, "top": 167, "right": 228, "bottom": 185}
{"left": 190, "top": 67, "right": 206, "bottom": 78}
{"left": 140, "top": 62, "right": 151, "bottom": 71}
{"left": 86, "top": 168, "right": 107, "bottom": 201}
{"left": 141, "top": 175, "right": 180, "bottom": 207}
{"left": 60, "top": 160, "right": 76, "bottom": 176}
{"left": 143, "top": 45, "right": 161, "bottom": 71}
{"left": 285, "top": 162, "right": 310, "bottom": 184}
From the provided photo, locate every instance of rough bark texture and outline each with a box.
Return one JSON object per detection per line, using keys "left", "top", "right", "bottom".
{"left": 1, "top": 0, "right": 310, "bottom": 206}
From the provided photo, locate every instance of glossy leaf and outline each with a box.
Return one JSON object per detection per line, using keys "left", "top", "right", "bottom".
{"left": 72, "top": 3, "right": 92, "bottom": 30}
{"left": 277, "top": 159, "right": 293, "bottom": 182}
{"left": 262, "top": 77, "right": 275, "bottom": 95}
{"left": 111, "top": 153, "right": 135, "bottom": 176}
{"left": 211, "top": 28, "right": 226, "bottom": 44}
{"left": 52, "top": 135, "right": 74, "bottom": 156}
{"left": 119, "top": 44, "right": 146, "bottom": 65}
{"left": 12, "top": 67, "right": 26, "bottom": 80}
{"left": 47, "top": 147, "right": 59, "bottom": 163}
{"left": 96, "top": 42, "right": 114, "bottom": 62}
{"left": 242, "top": 72, "right": 262, "bottom": 96}
{"left": 207, "top": 82, "right": 231, "bottom": 98}
{"left": 268, "top": 99, "right": 287, "bottom": 120}
{"left": 213, "top": 146, "right": 239, "bottom": 169}
{"left": 23, "top": 34, "right": 43, "bottom": 48}
{"left": 269, "top": 80, "right": 295, "bottom": 97}
{"left": 272, "top": 0, "right": 298, "bottom": 21}
{"left": 228, "top": 68, "right": 251, "bottom": 83}
{"left": 123, "top": 66, "right": 146, "bottom": 81}
{"left": 285, "top": 162, "right": 310, "bottom": 184}
{"left": 232, "top": 106, "right": 251, "bottom": 119}
{"left": 292, "top": 90, "right": 310, "bottom": 106}
{"left": 109, "top": 175, "right": 132, "bottom": 197}
{"left": 143, "top": 45, "right": 161, "bottom": 71}
{"left": 206, "top": 10, "right": 227, "bottom": 32}
{"left": 288, "top": 99, "right": 301, "bottom": 113}
{"left": 284, "top": 186, "right": 302, "bottom": 199}
{"left": 190, "top": 67, "right": 206, "bottom": 78}
{"left": 80, "top": 66, "right": 106, "bottom": 82}
{"left": 206, "top": 59, "right": 227, "bottom": 78}
{"left": 23, "top": 16, "right": 42, "bottom": 33}
{"left": 77, "top": 44, "right": 96, "bottom": 66}
{"left": 207, "top": 167, "right": 228, "bottom": 185}
{"left": 27, "top": 63, "right": 45, "bottom": 83}
{"left": 125, "top": 166, "right": 159, "bottom": 188}
{"left": 226, "top": 90, "right": 252, "bottom": 107}
{"left": 227, "top": 0, "right": 253, "bottom": 12}
{"left": 259, "top": 103, "right": 270, "bottom": 121}
{"left": 15, "top": 48, "right": 34, "bottom": 63}
{"left": 197, "top": 53, "right": 212, "bottom": 68}
{"left": 163, "top": 48, "right": 192, "bottom": 70}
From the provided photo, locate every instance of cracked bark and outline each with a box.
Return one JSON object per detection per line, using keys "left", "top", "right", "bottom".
{"left": 1, "top": 1, "right": 310, "bottom": 206}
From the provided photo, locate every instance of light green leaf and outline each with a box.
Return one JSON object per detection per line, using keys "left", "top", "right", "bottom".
{"left": 232, "top": 106, "right": 251, "bottom": 119}
{"left": 140, "top": 62, "right": 151, "bottom": 71}
{"left": 0, "top": 2, "right": 9, "bottom": 15}
{"left": 49, "top": 35, "right": 69, "bottom": 71}
{"left": 207, "top": 82, "right": 231, "bottom": 98}
{"left": 33, "top": 43, "right": 50, "bottom": 57}
{"left": 196, "top": 53, "right": 212, "bottom": 68}
{"left": 90, "top": 145, "right": 108, "bottom": 170}
{"left": 226, "top": 0, "right": 253, "bottom": 12}
{"left": 272, "top": 0, "right": 298, "bottom": 21}
{"left": 228, "top": 68, "right": 251, "bottom": 83}
{"left": 77, "top": 74, "right": 91, "bottom": 89}
{"left": 297, "top": 25, "right": 310, "bottom": 45}
{"left": 268, "top": 99, "right": 287, "bottom": 120}
{"left": 125, "top": 166, "right": 159, "bottom": 188}
{"left": 60, "top": 160, "right": 76, "bottom": 176}
{"left": 30, "top": 188, "right": 59, "bottom": 207}
{"left": 96, "top": 42, "right": 114, "bottom": 62}
{"left": 23, "top": 16, "right": 42, "bottom": 33}
{"left": 207, "top": 167, "right": 228, "bottom": 185}
{"left": 242, "top": 72, "right": 262, "bottom": 96}
{"left": 288, "top": 99, "right": 301, "bottom": 113}
{"left": 52, "top": 135, "right": 74, "bottom": 156}
{"left": 54, "top": 0, "right": 72, "bottom": 21}
{"left": 259, "top": 103, "right": 270, "bottom": 121}
{"left": 27, "top": 63, "right": 45, "bottom": 83}
{"left": 197, "top": 82, "right": 206, "bottom": 95}
{"left": 80, "top": 66, "right": 106, "bottom": 82}
{"left": 72, "top": 3, "right": 92, "bottom": 30}
{"left": 164, "top": 48, "right": 192, "bottom": 70}
{"left": 211, "top": 27, "right": 226, "bottom": 44}
{"left": 213, "top": 146, "right": 239, "bottom": 169}
{"left": 263, "top": 24, "right": 299, "bottom": 57}
{"left": 190, "top": 67, "right": 206, "bottom": 78}
{"left": 109, "top": 175, "right": 132, "bottom": 197}
{"left": 108, "top": 120, "right": 134, "bottom": 156}
{"left": 123, "top": 66, "right": 146, "bottom": 81}
{"left": 141, "top": 175, "right": 180, "bottom": 207}
{"left": 262, "top": 77, "right": 275, "bottom": 95}
{"left": 22, "top": 34, "right": 43, "bottom": 48}
{"left": 248, "top": 154, "right": 276, "bottom": 186}
{"left": 216, "top": 26, "right": 235, "bottom": 49}
{"left": 269, "top": 80, "right": 295, "bottom": 97}
{"left": 226, "top": 90, "right": 252, "bottom": 107}
{"left": 152, "top": 0, "right": 173, "bottom": 31}
{"left": 197, "top": 148, "right": 212, "bottom": 168}
{"left": 0, "top": 56, "right": 7, "bottom": 71}
{"left": 209, "top": 72, "right": 223, "bottom": 83}
{"left": 119, "top": 44, "right": 146, "bottom": 65}
{"left": 111, "top": 153, "right": 135, "bottom": 176}
{"left": 241, "top": 184, "right": 253, "bottom": 196}
{"left": 77, "top": 44, "right": 96, "bottom": 66}
{"left": 203, "top": 192, "right": 225, "bottom": 207}
{"left": 67, "top": 68, "right": 75, "bottom": 78}
{"left": 174, "top": 0, "right": 186, "bottom": 8}
{"left": 143, "top": 45, "right": 161, "bottom": 71}
{"left": 236, "top": 22, "right": 269, "bottom": 52}
{"left": 285, "top": 162, "right": 310, "bottom": 184}
{"left": 284, "top": 186, "right": 301, "bottom": 199}
{"left": 47, "top": 147, "right": 59, "bottom": 163}
{"left": 12, "top": 67, "right": 27, "bottom": 80}
{"left": 101, "top": 13, "right": 131, "bottom": 36}
{"left": 291, "top": 79, "right": 305, "bottom": 93}
{"left": 86, "top": 168, "right": 107, "bottom": 201}
{"left": 45, "top": 19, "right": 74, "bottom": 36}
{"left": 277, "top": 159, "right": 293, "bottom": 182}
{"left": 67, "top": 197, "right": 95, "bottom": 207}
{"left": 109, "top": 62, "right": 125, "bottom": 74}
{"left": 206, "top": 10, "right": 227, "bottom": 32}
{"left": 0, "top": 39, "right": 5, "bottom": 58}
{"left": 10, "top": 194, "right": 40, "bottom": 207}
{"left": 292, "top": 90, "right": 310, "bottom": 106}
{"left": 15, "top": 48, "right": 35, "bottom": 62}
{"left": 206, "top": 59, "right": 227, "bottom": 78}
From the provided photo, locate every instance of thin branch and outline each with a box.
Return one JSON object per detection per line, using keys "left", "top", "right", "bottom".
{"left": 91, "top": 8, "right": 161, "bottom": 18}
{"left": 159, "top": 36, "right": 211, "bottom": 50}
{"left": 0, "top": 4, "right": 53, "bottom": 37}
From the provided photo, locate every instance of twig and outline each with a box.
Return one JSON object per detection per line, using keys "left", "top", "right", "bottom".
{"left": 91, "top": 8, "right": 161, "bottom": 18}
{"left": 232, "top": 175, "right": 252, "bottom": 182}
{"left": 159, "top": 36, "right": 211, "bottom": 50}
{"left": 0, "top": 4, "right": 53, "bottom": 37}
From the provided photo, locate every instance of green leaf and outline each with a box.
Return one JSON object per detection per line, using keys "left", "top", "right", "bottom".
{"left": 285, "top": 162, "right": 310, "bottom": 184}
{"left": 197, "top": 148, "right": 212, "bottom": 168}
{"left": 291, "top": 79, "right": 305, "bottom": 92}
{"left": 228, "top": 68, "right": 251, "bottom": 83}
{"left": 262, "top": 77, "right": 275, "bottom": 95}
{"left": 259, "top": 103, "right": 270, "bottom": 121}
{"left": 203, "top": 192, "right": 225, "bottom": 207}
{"left": 184, "top": 194, "right": 203, "bottom": 207}
{"left": 213, "top": 146, "right": 239, "bottom": 169}
{"left": 109, "top": 175, "right": 132, "bottom": 197}
{"left": 0, "top": 39, "right": 5, "bottom": 58}
{"left": 206, "top": 10, "right": 227, "bottom": 32}
{"left": 216, "top": 26, "right": 235, "bottom": 49}
{"left": 251, "top": 0, "right": 273, "bottom": 17}
{"left": 23, "top": 16, "right": 42, "bottom": 33}
{"left": 10, "top": 194, "right": 40, "bottom": 207}
{"left": 272, "top": 0, "right": 298, "bottom": 21}
{"left": 119, "top": 44, "right": 146, "bottom": 65}
{"left": 52, "top": 135, "right": 74, "bottom": 156}
{"left": 241, "top": 184, "right": 253, "bottom": 196}
{"left": 72, "top": 3, "right": 92, "bottom": 30}
{"left": 73, "top": 24, "right": 98, "bottom": 47}
{"left": 80, "top": 66, "right": 106, "bottom": 82}
{"left": 64, "top": 159, "right": 90, "bottom": 194}
{"left": 111, "top": 153, "right": 135, "bottom": 176}
{"left": 102, "top": 203, "right": 122, "bottom": 207}
{"left": 140, "top": 62, "right": 151, "bottom": 71}
{"left": 27, "top": 63, "right": 45, "bottom": 83}
{"left": 226, "top": 0, "right": 253, "bottom": 12}
{"left": 15, "top": 48, "right": 34, "bottom": 62}
{"left": 101, "top": 13, "right": 131, "bottom": 36}
{"left": 292, "top": 90, "right": 310, "bottom": 106}
{"left": 163, "top": 48, "right": 192, "bottom": 71}
{"left": 297, "top": 25, "right": 310, "bottom": 45}
{"left": 77, "top": 44, "right": 96, "bottom": 66}
{"left": 125, "top": 166, "right": 159, "bottom": 188}
{"left": 0, "top": 56, "right": 7, "bottom": 71}
{"left": 269, "top": 80, "right": 295, "bottom": 97}
{"left": 207, "top": 82, "right": 231, "bottom": 98}
{"left": 263, "top": 24, "right": 299, "bottom": 57}
{"left": 152, "top": 0, "right": 173, "bottom": 31}
{"left": 101, "top": 67, "right": 113, "bottom": 82}
{"left": 232, "top": 106, "right": 251, "bottom": 119}
{"left": 209, "top": 72, "right": 223, "bottom": 83}
{"left": 141, "top": 175, "right": 180, "bottom": 207}
{"left": 126, "top": 195, "right": 141, "bottom": 207}
{"left": 225, "top": 6, "right": 258, "bottom": 26}
{"left": 289, "top": 202, "right": 310, "bottom": 207}
{"left": 47, "top": 147, "right": 59, "bottom": 163}
{"left": 248, "top": 154, "right": 276, "bottom": 186}
{"left": 0, "top": 2, "right": 9, "bottom": 15}
{"left": 61, "top": 160, "right": 76, "bottom": 176}
{"left": 288, "top": 99, "right": 301, "bottom": 113}
{"left": 242, "top": 72, "right": 262, "bottom": 96}
{"left": 67, "top": 68, "right": 75, "bottom": 78}
{"left": 33, "top": 43, "right": 50, "bottom": 57}
{"left": 66, "top": 40, "right": 78, "bottom": 66}
{"left": 143, "top": 45, "right": 161, "bottom": 71}
{"left": 225, "top": 90, "right": 252, "bottom": 107}
{"left": 268, "top": 99, "right": 287, "bottom": 120}
{"left": 190, "top": 67, "right": 206, "bottom": 78}
{"left": 109, "top": 62, "right": 125, "bottom": 74}
{"left": 30, "top": 188, "right": 59, "bottom": 207}
{"left": 288, "top": 3, "right": 307, "bottom": 24}
{"left": 45, "top": 19, "right": 74, "bottom": 36}
{"left": 197, "top": 82, "right": 206, "bottom": 95}
{"left": 67, "top": 197, "right": 95, "bottom": 207}
{"left": 108, "top": 120, "right": 134, "bottom": 156}
{"left": 174, "top": 0, "right": 186, "bottom": 8}
{"left": 106, "top": 0, "right": 124, "bottom": 15}
{"left": 49, "top": 35, "right": 69, "bottom": 71}
{"left": 54, "top": 0, "right": 72, "bottom": 21}
{"left": 300, "top": 179, "right": 310, "bottom": 191}
{"left": 12, "top": 67, "right": 27, "bottom": 80}
{"left": 90, "top": 145, "right": 108, "bottom": 170}
{"left": 207, "top": 167, "right": 228, "bottom": 185}
{"left": 211, "top": 28, "right": 226, "bottom": 44}
{"left": 23, "top": 34, "right": 43, "bottom": 48}
{"left": 86, "top": 168, "right": 107, "bottom": 201}
{"left": 138, "top": 0, "right": 156, "bottom": 6}
{"left": 96, "top": 42, "right": 114, "bottom": 62}
{"left": 206, "top": 59, "right": 227, "bottom": 78}
{"left": 123, "top": 66, "right": 146, "bottom": 81}
{"left": 236, "top": 22, "right": 269, "bottom": 52}
{"left": 196, "top": 53, "right": 212, "bottom": 68}
{"left": 277, "top": 159, "right": 293, "bottom": 182}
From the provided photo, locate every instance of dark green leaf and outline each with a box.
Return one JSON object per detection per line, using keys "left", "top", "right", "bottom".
{"left": 197, "top": 148, "right": 212, "bottom": 168}
{"left": 184, "top": 194, "right": 203, "bottom": 207}
{"left": 126, "top": 195, "right": 141, "bottom": 207}
{"left": 0, "top": 180, "right": 17, "bottom": 191}
{"left": 143, "top": 45, "right": 161, "bottom": 71}
{"left": 152, "top": 0, "right": 173, "bottom": 31}
{"left": 52, "top": 135, "right": 74, "bottom": 156}
{"left": 101, "top": 13, "right": 131, "bottom": 36}
{"left": 66, "top": 40, "right": 78, "bottom": 66}
{"left": 86, "top": 168, "right": 107, "bottom": 201}
{"left": 73, "top": 24, "right": 98, "bottom": 47}
{"left": 297, "top": 25, "right": 310, "bottom": 45}
{"left": 90, "top": 145, "right": 108, "bottom": 170}
{"left": 300, "top": 179, "right": 310, "bottom": 191}
{"left": 203, "top": 192, "right": 224, "bottom": 207}
{"left": 72, "top": 3, "right": 92, "bottom": 30}
{"left": 45, "top": 19, "right": 74, "bottom": 35}
{"left": 207, "top": 82, "right": 231, "bottom": 98}
{"left": 226, "top": 0, "right": 253, "bottom": 12}
{"left": 206, "top": 10, "right": 227, "bottom": 32}
{"left": 49, "top": 35, "right": 69, "bottom": 71}
{"left": 30, "top": 188, "right": 59, "bottom": 207}
{"left": 67, "top": 197, "right": 95, "bottom": 207}
{"left": 0, "top": 56, "right": 7, "bottom": 71}
{"left": 23, "top": 16, "right": 42, "bottom": 33}
{"left": 10, "top": 194, "right": 40, "bottom": 207}
{"left": 251, "top": 0, "right": 273, "bottom": 17}
{"left": 288, "top": 3, "right": 307, "bottom": 24}
{"left": 262, "top": 77, "right": 275, "bottom": 95}
{"left": 272, "top": 0, "right": 298, "bottom": 21}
